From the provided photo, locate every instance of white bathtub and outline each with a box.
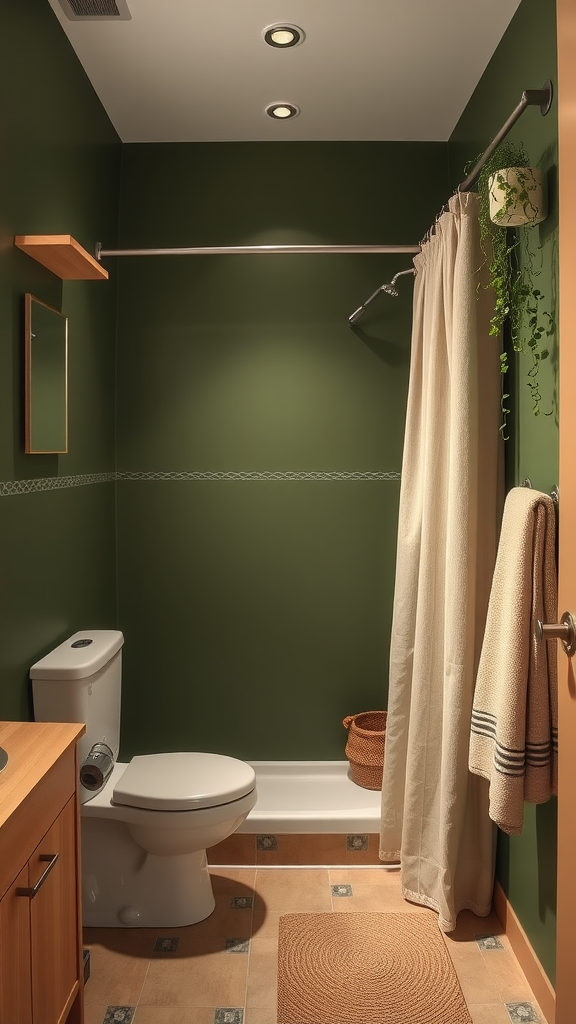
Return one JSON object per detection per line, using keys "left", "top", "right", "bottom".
{"left": 237, "top": 761, "right": 381, "bottom": 834}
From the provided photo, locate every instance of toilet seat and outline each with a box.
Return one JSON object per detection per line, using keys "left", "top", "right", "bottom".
{"left": 112, "top": 751, "right": 256, "bottom": 811}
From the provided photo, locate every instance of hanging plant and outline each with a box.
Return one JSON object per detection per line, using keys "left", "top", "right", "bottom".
{"left": 488, "top": 165, "right": 547, "bottom": 228}
{"left": 468, "top": 141, "right": 554, "bottom": 435}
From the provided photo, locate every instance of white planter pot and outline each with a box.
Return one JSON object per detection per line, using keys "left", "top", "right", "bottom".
{"left": 488, "top": 166, "right": 548, "bottom": 227}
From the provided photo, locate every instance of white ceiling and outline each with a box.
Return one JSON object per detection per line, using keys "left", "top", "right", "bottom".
{"left": 47, "top": 0, "right": 523, "bottom": 144}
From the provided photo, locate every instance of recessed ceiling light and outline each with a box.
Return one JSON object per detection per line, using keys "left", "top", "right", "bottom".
{"left": 266, "top": 103, "right": 300, "bottom": 120}
{"left": 263, "top": 24, "right": 305, "bottom": 48}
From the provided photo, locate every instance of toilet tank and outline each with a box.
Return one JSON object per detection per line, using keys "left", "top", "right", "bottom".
{"left": 31, "top": 630, "right": 124, "bottom": 771}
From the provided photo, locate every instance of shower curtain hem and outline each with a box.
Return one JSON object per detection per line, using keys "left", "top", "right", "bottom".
{"left": 379, "top": 848, "right": 401, "bottom": 861}
{"left": 402, "top": 885, "right": 492, "bottom": 933}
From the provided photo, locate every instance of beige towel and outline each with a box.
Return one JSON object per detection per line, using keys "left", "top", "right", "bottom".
{"left": 469, "top": 486, "right": 558, "bottom": 835}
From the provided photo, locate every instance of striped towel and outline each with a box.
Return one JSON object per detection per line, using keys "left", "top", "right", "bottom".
{"left": 469, "top": 486, "right": 558, "bottom": 835}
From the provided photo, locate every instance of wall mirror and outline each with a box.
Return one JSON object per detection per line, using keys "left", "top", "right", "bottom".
{"left": 25, "top": 294, "right": 68, "bottom": 454}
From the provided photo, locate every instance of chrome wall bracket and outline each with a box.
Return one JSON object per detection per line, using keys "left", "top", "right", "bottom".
{"left": 536, "top": 611, "right": 576, "bottom": 657}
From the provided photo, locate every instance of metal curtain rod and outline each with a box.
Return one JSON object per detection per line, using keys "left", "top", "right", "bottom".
{"left": 96, "top": 243, "right": 421, "bottom": 258}
{"left": 95, "top": 81, "right": 553, "bottom": 264}
{"left": 458, "top": 81, "right": 553, "bottom": 192}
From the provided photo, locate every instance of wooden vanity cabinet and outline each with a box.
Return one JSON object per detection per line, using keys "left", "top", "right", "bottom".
{"left": 0, "top": 864, "right": 32, "bottom": 1023}
{"left": 0, "top": 722, "right": 85, "bottom": 1024}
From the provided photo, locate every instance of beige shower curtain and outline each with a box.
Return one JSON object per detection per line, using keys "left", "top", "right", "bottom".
{"left": 380, "top": 192, "right": 503, "bottom": 932}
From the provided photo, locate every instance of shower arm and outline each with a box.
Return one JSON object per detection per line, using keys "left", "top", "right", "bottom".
{"left": 348, "top": 268, "right": 416, "bottom": 325}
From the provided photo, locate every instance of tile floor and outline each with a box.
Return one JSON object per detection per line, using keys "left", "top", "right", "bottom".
{"left": 83, "top": 866, "right": 549, "bottom": 1024}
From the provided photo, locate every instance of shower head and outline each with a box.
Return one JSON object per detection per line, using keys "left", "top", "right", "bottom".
{"left": 380, "top": 282, "right": 399, "bottom": 297}
{"left": 348, "top": 267, "right": 415, "bottom": 325}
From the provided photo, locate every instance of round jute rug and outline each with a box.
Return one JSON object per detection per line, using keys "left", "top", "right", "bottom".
{"left": 277, "top": 911, "right": 472, "bottom": 1024}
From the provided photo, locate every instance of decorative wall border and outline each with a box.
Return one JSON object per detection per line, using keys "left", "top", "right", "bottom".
{"left": 0, "top": 470, "right": 400, "bottom": 495}
{"left": 0, "top": 472, "right": 116, "bottom": 496}
{"left": 116, "top": 471, "right": 401, "bottom": 482}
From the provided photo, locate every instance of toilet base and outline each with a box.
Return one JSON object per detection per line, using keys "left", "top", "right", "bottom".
{"left": 81, "top": 817, "right": 216, "bottom": 927}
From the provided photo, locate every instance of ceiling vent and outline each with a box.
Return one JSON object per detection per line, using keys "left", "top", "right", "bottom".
{"left": 56, "top": 0, "right": 131, "bottom": 20}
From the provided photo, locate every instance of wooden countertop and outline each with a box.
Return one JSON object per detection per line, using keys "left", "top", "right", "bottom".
{"left": 0, "top": 721, "right": 85, "bottom": 831}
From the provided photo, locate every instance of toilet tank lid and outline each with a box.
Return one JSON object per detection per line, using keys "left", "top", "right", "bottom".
{"left": 112, "top": 752, "right": 256, "bottom": 811}
{"left": 30, "top": 630, "right": 124, "bottom": 680}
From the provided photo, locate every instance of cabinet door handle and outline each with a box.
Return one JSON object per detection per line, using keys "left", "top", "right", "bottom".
{"left": 16, "top": 853, "right": 59, "bottom": 899}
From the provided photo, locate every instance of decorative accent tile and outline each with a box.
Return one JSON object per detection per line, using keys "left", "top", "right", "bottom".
{"left": 225, "top": 938, "right": 250, "bottom": 953}
{"left": 476, "top": 934, "right": 504, "bottom": 950}
{"left": 506, "top": 1002, "right": 540, "bottom": 1023}
{"left": 153, "top": 937, "right": 179, "bottom": 952}
{"left": 230, "top": 896, "right": 253, "bottom": 909}
{"left": 331, "top": 884, "right": 353, "bottom": 897}
{"left": 346, "top": 834, "right": 369, "bottom": 851}
{"left": 214, "top": 1009, "right": 244, "bottom": 1024}
{"left": 103, "top": 1009, "right": 135, "bottom": 1024}
{"left": 257, "top": 834, "right": 278, "bottom": 851}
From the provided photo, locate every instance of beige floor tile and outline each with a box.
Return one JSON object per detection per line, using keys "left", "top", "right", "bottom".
{"left": 467, "top": 1003, "right": 516, "bottom": 1024}
{"left": 83, "top": 866, "right": 543, "bottom": 1024}
{"left": 244, "top": 1009, "right": 277, "bottom": 1024}
{"left": 331, "top": 883, "right": 430, "bottom": 914}
{"left": 182, "top": 869, "right": 256, "bottom": 939}
{"left": 253, "top": 868, "right": 332, "bottom": 913}
{"left": 449, "top": 947, "right": 503, "bottom": 1005}
{"left": 84, "top": 1005, "right": 112, "bottom": 1024}
{"left": 473, "top": 910, "right": 506, "bottom": 940}
{"left": 328, "top": 866, "right": 401, "bottom": 886}
{"left": 443, "top": 913, "right": 480, "bottom": 943}
{"left": 208, "top": 868, "right": 255, "bottom": 909}
{"left": 245, "top": 951, "right": 278, "bottom": 1008}
{"left": 443, "top": 909, "right": 503, "bottom": 945}
{"left": 83, "top": 926, "right": 156, "bottom": 956}
{"left": 134, "top": 1008, "right": 217, "bottom": 1023}
{"left": 82, "top": 942, "right": 151, "bottom": 1006}
{"left": 184, "top": 904, "right": 254, "bottom": 943}
{"left": 250, "top": 911, "right": 282, "bottom": 953}
{"left": 210, "top": 868, "right": 257, "bottom": 893}
{"left": 446, "top": 940, "right": 490, "bottom": 966}
{"left": 141, "top": 909, "right": 250, "bottom": 948}
{"left": 482, "top": 947, "right": 539, "bottom": 1002}
{"left": 138, "top": 951, "right": 248, "bottom": 1006}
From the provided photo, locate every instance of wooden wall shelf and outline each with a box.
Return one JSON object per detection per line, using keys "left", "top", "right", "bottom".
{"left": 14, "top": 235, "right": 108, "bottom": 281}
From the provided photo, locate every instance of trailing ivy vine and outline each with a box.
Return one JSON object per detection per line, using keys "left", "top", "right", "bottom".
{"left": 468, "top": 141, "right": 554, "bottom": 436}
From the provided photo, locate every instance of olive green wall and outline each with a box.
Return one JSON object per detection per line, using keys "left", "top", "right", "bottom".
{"left": 2, "top": 0, "right": 559, "bottom": 986}
{"left": 115, "top": 142, "right": 449, "bottom": 760}
{"left": 449, "top": 0, "right": 558, "bottom": 985}
{"left": 0, "top": 0, "right": 121, "bottom": 720}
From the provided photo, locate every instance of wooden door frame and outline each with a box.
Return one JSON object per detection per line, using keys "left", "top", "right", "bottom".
{"left": 554, "top": 2, "right": 576, "bottom": 1020}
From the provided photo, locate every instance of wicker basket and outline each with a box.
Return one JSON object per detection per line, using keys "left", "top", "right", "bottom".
{"left": 343, "top": 710, "right": 387, "bottom": 790}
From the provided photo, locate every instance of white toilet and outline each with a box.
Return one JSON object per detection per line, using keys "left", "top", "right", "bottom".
{"left": 30, "top": 630, "right": 257, "bottom": 928}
